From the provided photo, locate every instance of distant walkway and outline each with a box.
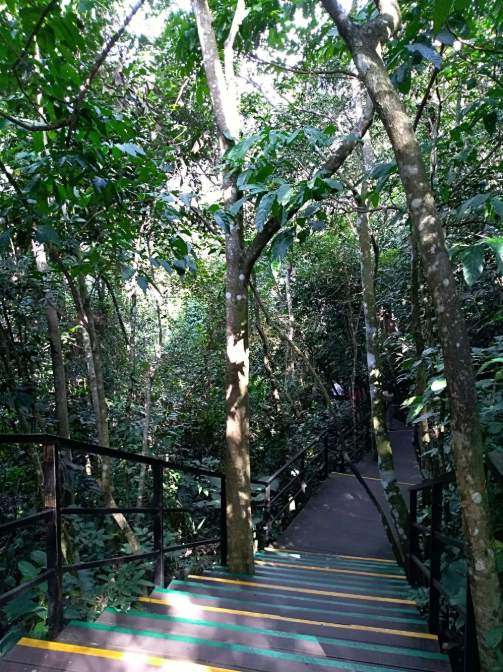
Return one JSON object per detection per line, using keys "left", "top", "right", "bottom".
{"left": 277, "top": 420, "right": 420, "bottom": 559}
{"left": 2, "top": 421, "right": 450, "bottom": 672}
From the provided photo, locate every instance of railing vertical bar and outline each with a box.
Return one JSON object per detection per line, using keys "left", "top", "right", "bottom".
{"left": 429, "top": 481, "right": 443, "bottom": 635}
{"left": 153, "top": 463, "right": 164, "bottom": 587}
{"left": 409, "top": 488, "right": 419, "bottom": 586}
{"left": 264, "top": 483, "right": 271, "bottom": 545}
{"left": 220, "top": 476, "right": 228, "bottom": 566}
{"left": 44, "top": 442, "right": 63, "bottom": 638}
{"left": 324, "top": 434, "right": 329, "bottom": 480}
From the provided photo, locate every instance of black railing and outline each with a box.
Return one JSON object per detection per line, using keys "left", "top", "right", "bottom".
{"left": 253, "top": 411, "right": 372, "bottom": 545}
{"left": 409, "top": 472, "right": 479, "bottom": 672}
{"left": 0, "top": 433, "right": 227, "bottom": 638}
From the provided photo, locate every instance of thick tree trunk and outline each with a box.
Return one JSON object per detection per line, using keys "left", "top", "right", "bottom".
{"left": 192, "top": 0, "right": 254, "bottom": 574}
{"left": 354, "top": 128, "right": 410, "bottom": 559}
{"left": 319, "top": 0, "right": 501, "bottom": 664}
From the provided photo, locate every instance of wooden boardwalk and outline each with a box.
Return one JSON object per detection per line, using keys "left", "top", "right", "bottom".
{"left": 1, "top": 423, "right": 450, "bottom": 672}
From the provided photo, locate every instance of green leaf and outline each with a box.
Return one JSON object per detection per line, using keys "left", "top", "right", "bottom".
{"left": 487, "top": 626, "right": 503, "bottom": 649}
{"left": 214, "top": 210, "right": 232, "bottom": 234}
{"left": 431, "top": 378, "right": 447, "bottom": 393}
{"left": 136, "top": 276, "right": 148, "bottom": 294}
{"left": 0, "top": 228, "right": 13, "bottom": 251}
{"left": 485, "top": 238, "right": 503, "bottom": 274}
{"left": 479, "top": 357, "right": 503, "bottom": 373}
{"left": 255, "top": 191, "right": 277, "bottom": 232}
{"left": 224, "top": 134, "right": 260, "bottom": 161}
{"left": 483, "top": 111, "right": 498, "bottom": 135}
{"left": 457, "top": 193, "right": 489, "bottom": 218}
{"left": 158, "top": 260, "right": 173, "bottom": 275}
{"left": 454, "top": 0, "right": 470, "bottom": 9}
{"left": 18, "top": 560, "right": 39, "bottom": 579}
{"left": 369, "top": 162, "right": 395, "bottom": 179}
{"left": 322, "top": 178, "right": 343, "bottom": 191}
{"left": 406, "top": 44, "right": 442, "bottom": 69}
{"left": 432, "top": 0, "right": 454, "bottom": 35}
{"left": 114, "top": 143, "right": 146, "bottom": 157}
{"left": 34, "top": 225, "right": 62, "bottom": 246}
{"left": 121, "top": 266, "right": 135, "bottom": 281}
{"left": 461, "top": 245, "right": 485, "bottom": 285}
{"left": 308, "top": 220, "right": 326, "bottom": 231}
{"left": 271, "top": 228, "right": 295, "bottom": 262}
{"left": 30, "top": 550, "right": 47, "bottom": 567}
{"left": 491, "top": 198, "right": 503, "bottom": 219}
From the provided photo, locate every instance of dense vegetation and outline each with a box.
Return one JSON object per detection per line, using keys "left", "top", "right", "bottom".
{"left": 1, "top": 0, "right": 503, "bottom": 666}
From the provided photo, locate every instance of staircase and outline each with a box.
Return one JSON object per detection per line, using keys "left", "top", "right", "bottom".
{"left": 1, "top": 547, "right": 449, "bottom": 672}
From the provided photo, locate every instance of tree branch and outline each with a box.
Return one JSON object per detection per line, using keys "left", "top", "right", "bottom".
{"left": 102, "top": 276, "right": 129, "bottom": 347}
{"left": 243, "top": 95, "right": 374, "bottom": 276}
{"left": 248, "top": 54, "right": 359, "bottom": 79}
{"left": 413, "top": 67, "right": 440, "bottom": 131}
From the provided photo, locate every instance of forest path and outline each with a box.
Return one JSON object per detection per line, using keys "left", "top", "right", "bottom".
{"left": 1, "top": 422, "right": 450, "bottom": 672}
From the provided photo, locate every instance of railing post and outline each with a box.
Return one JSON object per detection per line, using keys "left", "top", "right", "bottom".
{"left": 44, "top": 442, "right": 63, "bottom": 638}
{"left": 264, "top": 483, "right": 271, "bottom": 545}
{"left": 429, "top": 481, "right": 443, "bottom": 635}
{"left": 409, "top": 488, "right": 419, "bottom": 586}
{"left": 220, "top": 476, "right": 228, "bottom": 566}
{"left": 324, "top": 434, "right": 329, "bottom": 480}
{"left": 153, "top": 463, "right": 164, "bottom": 587}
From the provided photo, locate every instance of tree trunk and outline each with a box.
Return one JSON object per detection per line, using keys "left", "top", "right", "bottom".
{"left": 354, "top": 125, "right": 410, "bottom": 559}
{"left": 253, "top": 292, "right": 284, "bottom": 419}
{"left": 77, "top": 273, "right": 141, "bottom": 554}
{"left": 319, "top": 0, "right": 501, "bottom": 664}
{"left": 192, "top": 0, "right": 254, "bottom": 574}
{"left": 126, "top": 290, "right": 137, "bottom": 429}
{"left": 410, "top": 230, "right": 432, "bottom": 478}
{"left": 136, "top": 374, "right": 153, "bottom": 510}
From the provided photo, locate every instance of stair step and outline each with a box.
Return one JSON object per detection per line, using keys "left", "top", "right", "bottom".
{"left": 58, "top": 621, "right": 449, "bottom": 672}
{"left": 139, "top": 590, "right": 439, "bottom": 651}
{"left": 256, "top": 551, "right": 405, "bottom": 575}
{"left": 143, "top": 588, "right": 427, "bottom": 631}
{"left": 156, "top": 582, "right": 421, "bottom": 620}
{"left": 97, "top": 608, "right": 448, "bottom": 672}
{"left": 264, "top": 547, "right": 397, "bottom": 566}
{"left": 183, "top": 573, "right": 414, "bottom": 600}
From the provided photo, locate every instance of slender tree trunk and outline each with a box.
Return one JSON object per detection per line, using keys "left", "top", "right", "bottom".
{"left": 77, "top": 273, "right": 141, "bottom": 554}
{"left": 319, "top": 1, "right": 501, "bottom": 664}
{"left": 410, "top": 230, "right": 432, "bottom": 478}
{"left": 126, "top": 290, "right": 137, "bottom": 429}
{"left": 353, "top": 125, "right": 409, "bottom": 559}
{"left": 253, "top": 293, "right": 283, "bottom": 419}
{"left": 136, "top": 374, "right": 153, "bottom": 510}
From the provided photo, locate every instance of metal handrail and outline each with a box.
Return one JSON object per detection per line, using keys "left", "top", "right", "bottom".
{"left": 0, "top": 433, "right": 228, "bottom": 638}
{"left": 409, "top": 472, "right": 478, "bottom": 671}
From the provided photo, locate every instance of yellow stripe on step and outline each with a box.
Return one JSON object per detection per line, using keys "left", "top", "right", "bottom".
{"left": 140, "top": 598, "right": 435, "bottom": 640}
{"left": 255, "top": 560, "right": 406, "bottom": 580}
{"left": 264, "top": 547, "right": 397, "bottom": 564}
{"left": 18, "top": 638, "right": 239, "bottom": 672}
{"left": 186, "top": 575, "right": 415, "bottom": 604}
{"left": 331, "top": 472, "right": 415, "bottom": 486}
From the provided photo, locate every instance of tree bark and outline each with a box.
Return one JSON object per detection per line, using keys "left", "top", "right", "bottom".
{"left": 253, "top": 293, "right": 283, "bottom": 419}
{"left": 319, "top": 0, "right": 501, "bottom": 664}
{"left": 192, "top": 0, "right": 254, "bottom": 574}
{"left": 76, "top": 273, "right": 141, "bottom": 554}
{"left": 410, "top": 230, "right": 432, "bottom": 478}
{"left": 354, "top": 122, "right": 409, "bottom": 559}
